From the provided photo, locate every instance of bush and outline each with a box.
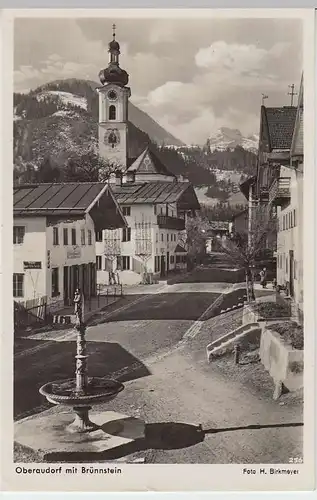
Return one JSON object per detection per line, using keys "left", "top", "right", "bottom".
{"left": 267, "top": 321, "right": 304, "bottom": 350}
{"left": 253, "top": 301, "right": 291, "bottom": 319}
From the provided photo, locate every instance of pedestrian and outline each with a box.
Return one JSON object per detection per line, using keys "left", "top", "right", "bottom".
{"left": 108, "top": 270, "right": 113, "bottom": 285}
{"left": 74, "top": 288, "right": 83, "bottom": 318}
{"left": 259, "top": 267, "right": 267, "bottom": 289}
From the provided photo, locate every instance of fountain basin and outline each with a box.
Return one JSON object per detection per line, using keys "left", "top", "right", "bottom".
{"left": 39, "top": 377, "right": 124, "bottom": 406}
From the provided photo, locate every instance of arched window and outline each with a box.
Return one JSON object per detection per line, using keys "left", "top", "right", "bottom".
{"left": 109, "top": 105, "right": 116, "bottom": 120}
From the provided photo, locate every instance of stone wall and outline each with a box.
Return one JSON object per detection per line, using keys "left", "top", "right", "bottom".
{"left": 260, "top": 327, "right": 303, "bottom": 394}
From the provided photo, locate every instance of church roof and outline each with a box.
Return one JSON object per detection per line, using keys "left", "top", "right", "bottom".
{"left": 112, "top": 181, "right": 200, "bottom": 209}
{"left": 265, "top": 106, "right": 297, "bottom": 150}
{"left": 126, "top": 147, "right": 176, "bottom": 178}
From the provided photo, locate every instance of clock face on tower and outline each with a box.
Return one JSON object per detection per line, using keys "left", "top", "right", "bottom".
{"left": 107, "top": 89, "right": 118, "bottom": 101}
{"left": 104, "top": 128, "right": 120, "bottom": 148}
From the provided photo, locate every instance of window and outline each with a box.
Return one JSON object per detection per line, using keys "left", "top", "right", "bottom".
{"left": 167, "top": 234, "right": 169, "bottom": 242}
{"left": 52, "top": 227, "right": 59, "bottom": 245}
{"left": 294, "top": 260, "right": 297, "bottom": 279}
{"left": 285, "top": 256, "right": 288, "bottom": 274}
{"left": 13, "top": 226, "right": 25, "bottom": 244}
{"left": 156, "top": 233, "right": 158, "bottom": 243}
{"left": 81, "top": 229, "right": 86, "bottom": 246}
{"left": 161, "top": 233, "right": 164, "bottom": 242}
{"left": 122, "top": 227, "right": 131, "bottom": 242}
{"left": 122, "top": 256, "right": 130, "bottom": 270}
{"left": 109, "top": 105, "right": 116, "bottom": 120}
{"left": 71, "top": 228, "right": 76, "bottom": 245}
{"left": 88, "top": 230, "right": 92, "bottom": 245}
{"left": 170, "top": 255, "right": 175, "bottom": 264}
{"left": 293, "top": 209, "right": 296, "bottom": 227}
{"left": 95, "top": 231, "right": 102, "bottom": 242}
{"left": 96, "top": 256, "right": 102, "bottom": 270}
{"left": 63, "top": 228, "right": 68, "bottom": 246}
{"left": 122, "top": 206, "right": 131, "bottom": 216}
{"left": 13, "top": 273, "right": 24, "bottom": 297}
{"left": 51, "top": 268, "right": 59, "bottom": 297}
{"left": 154, "top": 206, "right": 157, "bottom": 216}
{"left": 282, "top": 216, "right": 285, "bottom": 231}
{"left": 290, "top": 211, "right": 293, "bottom": 228}
{"left": 286, "top": 215, "right": 289, "bottom": 230}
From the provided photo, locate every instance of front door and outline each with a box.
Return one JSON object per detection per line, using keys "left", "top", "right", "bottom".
{"left": 289, "top": 250, "right": 294, "bottom": 297}
{"left": 63, "top": 266, "right": 69, "bottom": 305}
{"left": 160, "top": 256, "right": 166, "bottom": 278}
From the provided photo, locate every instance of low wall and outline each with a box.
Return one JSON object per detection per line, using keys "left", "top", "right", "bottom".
{"left": 260, "top": 327, "right": 303, "bottom": 393}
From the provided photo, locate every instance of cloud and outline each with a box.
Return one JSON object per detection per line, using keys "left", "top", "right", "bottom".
{"left": 13, "top": 18, "right": 302, "bottom": 144}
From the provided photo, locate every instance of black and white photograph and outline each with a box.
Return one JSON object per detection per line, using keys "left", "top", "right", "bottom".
{"left": 1, "top": 7, "right": 315, "bottom": 493}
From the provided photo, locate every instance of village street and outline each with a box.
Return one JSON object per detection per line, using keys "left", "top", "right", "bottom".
{"left": 14, "top": 280, "right": 303, "bottom": 464}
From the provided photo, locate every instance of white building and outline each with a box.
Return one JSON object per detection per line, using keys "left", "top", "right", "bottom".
{"left": 13, "top": 182, "right": 126, "bottom": 309}
{"left": 96, "top": 176, "right": 200, "bottom": 285}
{"left": 95, "top": 27, "right": 200, "bottom": 285}
{"left": 275, "top": 75, "right": 303, "bottom": 320}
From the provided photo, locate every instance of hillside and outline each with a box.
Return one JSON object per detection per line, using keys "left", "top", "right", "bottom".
{"left": 13, "top": 78, "right": 257, "bottom": 214}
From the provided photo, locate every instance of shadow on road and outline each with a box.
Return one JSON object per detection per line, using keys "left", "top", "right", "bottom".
{"left": 43, "top": 420, "right": 304, "bottom": 463}
{"left": 14, "top": 339, "right": 150, "bottom": 420}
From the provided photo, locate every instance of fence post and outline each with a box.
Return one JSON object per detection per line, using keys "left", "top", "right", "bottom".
{"left": 234, "top": 344, "right": 240, "bottom": 364}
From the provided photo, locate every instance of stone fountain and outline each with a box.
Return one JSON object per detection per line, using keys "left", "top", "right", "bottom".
{"left": 15, "top": 291, "right": 145, "bottom": 461}
{"left": 39, "top": 290, "right": 124, "bottom": 433}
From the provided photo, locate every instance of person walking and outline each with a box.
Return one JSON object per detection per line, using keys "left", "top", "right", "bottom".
{"left": 259, "top": 267, "right": 267, "bottom": 289}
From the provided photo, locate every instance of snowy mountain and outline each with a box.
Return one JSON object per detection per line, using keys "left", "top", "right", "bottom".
{"left": 208, "top": 127, "right": 259, "bottom": 153}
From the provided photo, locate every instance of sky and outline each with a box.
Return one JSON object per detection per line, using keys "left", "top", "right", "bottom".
{"left": 14, "top": 17, "right": 303, "bottom": 145}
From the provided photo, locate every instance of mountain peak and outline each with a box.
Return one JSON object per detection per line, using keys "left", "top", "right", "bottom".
{"left": 208, "top": 127, "right": 258, "bottom": 153}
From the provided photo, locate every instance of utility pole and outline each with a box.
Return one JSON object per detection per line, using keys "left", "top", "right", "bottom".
{"left": 261, "top": 94, "right": 268, "bottom": 105}
{"left": 288, "top": 84, "right": 298, "bottom": 106}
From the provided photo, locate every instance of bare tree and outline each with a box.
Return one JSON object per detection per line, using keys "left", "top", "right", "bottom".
{"left": 216, "top": 201, "right": 277, "bottom": 302}
{"left": 103, "top": 229, "right": 121, "bottom": 281}
{"left": 135, "top": 217, "right": 153, "bottom": 283}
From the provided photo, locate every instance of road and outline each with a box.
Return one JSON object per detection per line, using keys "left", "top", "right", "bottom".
{"left": 14, "top": 282, "right": 303, "bottom": 463}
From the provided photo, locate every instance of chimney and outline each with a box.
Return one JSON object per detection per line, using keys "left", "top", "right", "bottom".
{"left": 115, "top": 169, "right": 122, "bottom": 186}
{"left": 126, "top": 170, "right": 136, "bottom": 183}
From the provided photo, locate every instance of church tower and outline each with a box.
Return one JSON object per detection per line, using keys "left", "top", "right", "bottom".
{"left": 97, "top": 25, "right": 130, "bottom": 170}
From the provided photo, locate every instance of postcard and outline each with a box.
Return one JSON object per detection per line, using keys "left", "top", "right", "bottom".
{"left": 0, "top": 7, "right": 315, "bottom": 492}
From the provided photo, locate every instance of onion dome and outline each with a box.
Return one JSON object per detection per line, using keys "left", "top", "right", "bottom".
{"left": 99, "top": 24, "right": 129, "bottom": 87}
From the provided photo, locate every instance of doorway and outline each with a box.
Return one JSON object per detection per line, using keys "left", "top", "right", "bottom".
{"left": 160, "top": 255, "right": 166, "bottom": 278}
{"left": 289, "top": 250, "right": 294, "bottom": 297}
{"left": 63, "top": 266, "right": 69, "bottom": 305}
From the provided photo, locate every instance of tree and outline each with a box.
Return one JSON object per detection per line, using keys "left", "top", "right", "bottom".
{"left": 179, "top": 213, "right": 210, "bottom": 270}
{"left": 215, "top": 201, "right": 277, "bottom": 302}
{"left": 64, "top": 149, "right": 122, "bottom": 182}
{"left": 38, "top": 156, "right": 61, "bottom": 182}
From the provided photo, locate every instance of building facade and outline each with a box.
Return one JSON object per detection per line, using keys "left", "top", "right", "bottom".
{"left": 275, "top": 75, "right": 303, "bottom": 318}
{"left": 13, "top": 183, "right": 126, "bottom": 309}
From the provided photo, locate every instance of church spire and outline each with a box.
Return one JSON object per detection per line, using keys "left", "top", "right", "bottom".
{"left": 99, "top": 23, "right": 129, "bottom": 87}
{"left": 108, "top": 23, "right": 120, "bottom": 64}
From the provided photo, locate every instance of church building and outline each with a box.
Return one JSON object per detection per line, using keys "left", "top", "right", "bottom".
{"left": 95, "top": 26, "right": 200, "bottom": 285}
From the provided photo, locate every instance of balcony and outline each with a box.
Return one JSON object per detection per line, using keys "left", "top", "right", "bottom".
{"left": 157, "top": 215, "right": 185, "bottom": 231}
{"left": 269, "top": 177, "right": 291, "bottom": 206}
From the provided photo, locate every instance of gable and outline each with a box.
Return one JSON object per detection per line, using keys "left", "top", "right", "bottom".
{"left": 138, "top": 152, "right": 157, "bottom": 174}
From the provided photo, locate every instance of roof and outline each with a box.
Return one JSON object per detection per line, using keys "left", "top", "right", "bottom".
{"left": 265, "top": 106, "right": 297, "bottom": 150}
{"left": 239, "top": 175, "right": 256, "bottom": 200}
{"left": 127, "top": 147, "right": 175, "bottom": 178}
{"left": 291, "top": 74, "right": 304, "bottom": 158}
{"left": 175, "top": 244, "right": 187, "bottom": 253}
{"left": 232, "top": 208, "right": 248, "bottom": 221}
{"left": 13, "top": 182, "right": 127, "bottom": 229}
{"left": 112, "top": 181, "right": 200, "bottom": 209}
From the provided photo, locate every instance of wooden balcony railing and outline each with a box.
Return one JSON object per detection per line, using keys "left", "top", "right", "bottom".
{"left": 269, "top": 177, "right": 291, "bottom": 206}
{"left": 157, "top": 215, "right": 185, "bottom": 231}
